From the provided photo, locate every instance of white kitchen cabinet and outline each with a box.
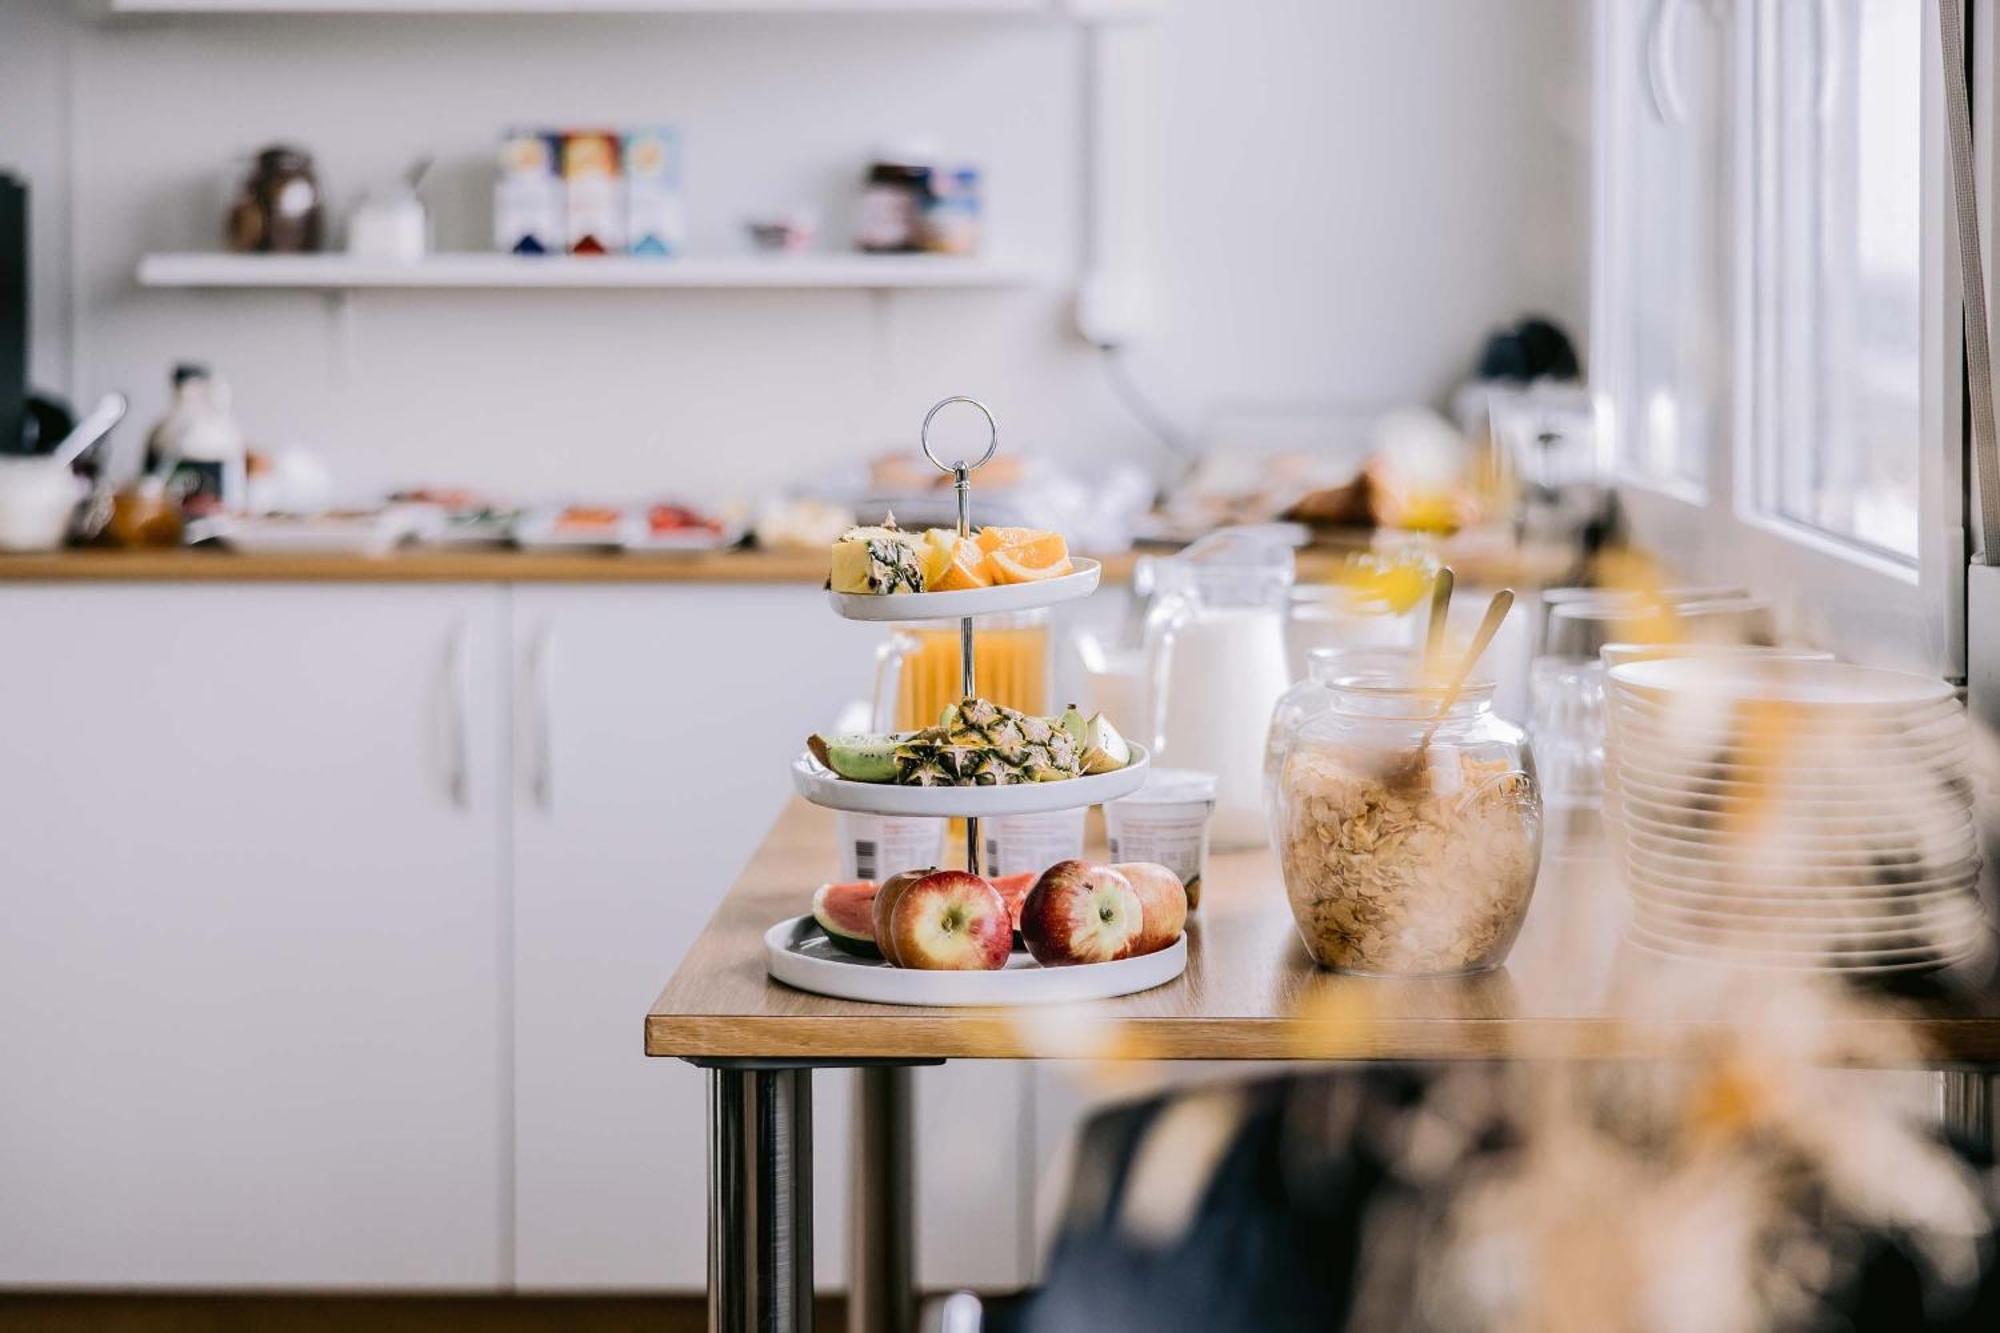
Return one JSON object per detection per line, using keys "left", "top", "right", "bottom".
{"left": 508, "top": 585, "right": 1029, "bottom": 1292}
{"left": 0, "top": 584, "right": 509, "bottom": 1288}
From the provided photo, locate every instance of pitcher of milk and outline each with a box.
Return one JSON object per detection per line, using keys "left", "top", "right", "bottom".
{"left": 1142, "top": 529, "right": 1296, "bottom": 849}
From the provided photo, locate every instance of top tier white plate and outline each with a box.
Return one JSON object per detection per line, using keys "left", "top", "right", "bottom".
{"left": 1608, "top": 657, "right": 1955, "bottom": 710}
{"left": 791, "top": 742, "right": 1150, "bottom": 816}
{"left": 827, "top": 559, "right": 1102, "bottom": 622}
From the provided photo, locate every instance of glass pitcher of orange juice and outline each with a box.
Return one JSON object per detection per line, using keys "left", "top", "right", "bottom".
{"left": 872, "top": 610, "right": 1052, "bottom": 731}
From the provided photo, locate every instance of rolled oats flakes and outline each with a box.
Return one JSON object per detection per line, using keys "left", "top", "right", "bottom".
{"left": 1277, "top": 745, "right": 1540, "bottom": 974}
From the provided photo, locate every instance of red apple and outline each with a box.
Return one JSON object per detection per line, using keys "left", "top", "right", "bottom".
{"left": 872, "top": 866, "right": 939, "bottom": 967}
{"left": 1112, "top": 861, "right": 1187, "bottom": 957}
{"left": 1019, "top": 860, "right": 1143, "bottom": 965}
{"left": 883, "top": 870, "right": 1012, "bottom": 971}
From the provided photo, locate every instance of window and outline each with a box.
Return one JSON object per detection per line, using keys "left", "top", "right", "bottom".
{"left": 1592, "top": 0, "right": 1957, "bottom": 674}
{"left": 1598, "top": 0, "right": 1732, "bottom": 490}
{"left": 1757, "top": 0, "right": 1924, "bottom": 559}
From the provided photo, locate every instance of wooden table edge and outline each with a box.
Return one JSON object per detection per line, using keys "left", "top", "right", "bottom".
{"left": 644, "top": 1012, "right": 2000, "bottom": 1067}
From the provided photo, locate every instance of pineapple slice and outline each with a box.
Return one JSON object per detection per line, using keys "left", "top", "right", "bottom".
{"left": 829, "top": 525, "right": 926, "bottom": 595}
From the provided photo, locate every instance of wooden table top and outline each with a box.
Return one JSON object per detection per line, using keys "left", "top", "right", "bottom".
{"left": 646, "top": 801, "right": 2000, "bottom": 1067}
{"left": 0, "top": 533, "right": 1563, "bottom": 586}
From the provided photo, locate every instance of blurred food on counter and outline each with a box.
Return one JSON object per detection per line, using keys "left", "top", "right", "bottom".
{"left": 752, "top": 497, "right": 855, "bottom": 552}
{"left": 225, "top": 145, "right": 324, "bottom": 255}
{"left": 390, "top": 488, "right": 521, "bottom": 547}
{"left": 205, "top": 507, "right": 432, "bottom": 557}
{"left": 100, "top": 483, "right": 184, "bottom": 549}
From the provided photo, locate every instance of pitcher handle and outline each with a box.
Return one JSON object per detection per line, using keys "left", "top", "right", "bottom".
{"left": 872, "top": 631, "right": 920, "bottom": 733}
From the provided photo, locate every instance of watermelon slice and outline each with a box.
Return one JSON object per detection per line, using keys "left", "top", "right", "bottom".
{"left": 990, "top": 872, "right": 1037, "bottom": 938}
{"left": 812, "top": 880, "right": 881, "bottom": 958}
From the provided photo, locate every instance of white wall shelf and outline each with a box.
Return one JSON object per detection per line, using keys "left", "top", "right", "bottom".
{"left": 104, "top": 0, "right": 1155, "bottom": 17}
{"left": 136, "top": 252, "right": 1050, "bottom": 291}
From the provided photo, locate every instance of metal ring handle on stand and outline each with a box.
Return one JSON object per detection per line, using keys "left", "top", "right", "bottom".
{"left": 919, "top": 396, "right": 1000, "bottom": 477}
{"left": 919, "top": 396, "right": 998, "bottom": 878}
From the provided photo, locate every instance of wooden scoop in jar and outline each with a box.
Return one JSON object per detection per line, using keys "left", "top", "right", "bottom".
{"left": 1387, "top": 588, "right": 1515, "bottom": 792}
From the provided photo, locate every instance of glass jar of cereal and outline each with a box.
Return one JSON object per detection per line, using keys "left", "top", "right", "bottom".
{"left": 1270, "top": 649, "right": 1541, "bottom": 975}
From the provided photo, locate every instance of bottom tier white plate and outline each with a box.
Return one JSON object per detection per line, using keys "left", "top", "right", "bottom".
{"left": 763, "top": 915, "right": 1187, "bottom": 1007}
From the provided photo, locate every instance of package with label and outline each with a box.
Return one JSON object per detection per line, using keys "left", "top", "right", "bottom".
{"left": 561, "top": 130, "right": 625, "bottom": 255}
{"left": 623, "top": 127, "right": 686, "bottom": 258}
{"left": 494, "top": 130, "right": 563, "bottom": 255}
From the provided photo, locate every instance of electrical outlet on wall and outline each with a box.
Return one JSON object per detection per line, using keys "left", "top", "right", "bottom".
{"left": 1074, "top": 269, "right": 1153, "bottom": 349}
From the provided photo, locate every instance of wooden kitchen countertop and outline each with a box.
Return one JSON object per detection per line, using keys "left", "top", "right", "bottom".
{"left": 646, "top": 800, "right": 2000, "bottom": 1066}
{"left": 0, "top": 538, "right": 1564, "bottom": 587}
{"left": 0, "top": 546, "right": 847, "bottom": 584}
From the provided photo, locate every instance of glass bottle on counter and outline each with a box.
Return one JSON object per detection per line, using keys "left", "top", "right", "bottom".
{"left": 1268, "top": 648, "right": 1541, "bottom": 976}
{"left": 144, "top": 363, "right": 246, "bottom": 516}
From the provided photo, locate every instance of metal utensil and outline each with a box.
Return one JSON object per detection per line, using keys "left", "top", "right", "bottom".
{"left": 1418, "top": 588, "right": 1515, "bottom": 753}
{"left": 1389, "top": 588, "right": 1515, "bottom": 789}
{"left": 49, "top": 391, "right": 127, "bottom": 470}
{"left": 1423, "top": 566, "right": 1455, "bottom": 679}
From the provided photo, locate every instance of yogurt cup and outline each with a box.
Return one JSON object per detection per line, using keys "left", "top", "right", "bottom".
{"left": 1105, "top": 768, "right": 1219, "bottom": 909}
{"left": 982, "top": 807, "right": 1087, "bottom": 879}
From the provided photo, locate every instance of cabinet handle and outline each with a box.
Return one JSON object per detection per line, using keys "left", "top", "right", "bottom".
{"left": 1646, "top": 0, "right": 1689, "bottom": 126}
{"left": 446, "top": 621, "right": 472, "bottom": 809}
{"left": 531, "top": 621, "right": 556, "bottom": 812}
{"left": 1814, "top": 0, "right": 1841, "bottom": 122}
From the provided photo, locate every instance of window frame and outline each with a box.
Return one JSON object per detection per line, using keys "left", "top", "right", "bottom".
{"left": 1592, "top": 0, "right": 1966, "bottom": 677}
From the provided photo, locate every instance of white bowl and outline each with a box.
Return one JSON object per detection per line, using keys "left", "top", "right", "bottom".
{"left": 1607, "top": 658, "right": 1957, "bottom": 710}
{"left": 1618, "top": 806, "right": 1975, "bottom": 853}
{"left": 1622, "top": 857, "right": 1980, "bottom": 901}
{"left": 1608, "top": 755, "right": 1972, "bottom": 796}
{"left": 1628, "top": 921, "right": 1974, "bottom": 964}
{"left": 0, "top": 458, "right": 86, "bottom": 552}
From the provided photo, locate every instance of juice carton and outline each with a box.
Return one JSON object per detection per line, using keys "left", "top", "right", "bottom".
{"left": 623, "top": 127, "right": 686, "bottom": 258}
{"left": 561, "top": 130, "right": 625, "bottom": 255}
{"left": 494, "top": 130, "right": 563, "bottom": 255}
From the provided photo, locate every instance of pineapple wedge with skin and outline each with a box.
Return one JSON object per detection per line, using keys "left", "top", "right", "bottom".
{"left": 894, "top": 697, "right": 1083, "bottom": 786}
{"left": 829, "top": 524, "right": 926, "bottom": 595}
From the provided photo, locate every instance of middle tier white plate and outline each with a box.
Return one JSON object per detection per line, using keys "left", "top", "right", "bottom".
{"left": 827, "top": 559, "right": 1102, "bottom": 621}
{"left": 791, "top": 742, "right": 1151, "bottom": 816}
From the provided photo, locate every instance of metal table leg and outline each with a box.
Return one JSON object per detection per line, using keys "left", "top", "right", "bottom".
{"left": 1940, "top": 1069, "right": 1996, "bottom": 1156}
{"left": 709, "top": 1066, "right": 815, "bottom": 1333}
{"left": 850, "top": 1065, "right": 917, "bottom": 1333}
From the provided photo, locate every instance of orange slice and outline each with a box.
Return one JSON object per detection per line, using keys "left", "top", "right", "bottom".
{"left": 931, "top": 536, "right": 993, "bottom": 591}
{"left": 985, "top": 533, "right": 1072, "bottom": 584}
{"left": 975, "top": 525, "right": 1045, "bottom": 554}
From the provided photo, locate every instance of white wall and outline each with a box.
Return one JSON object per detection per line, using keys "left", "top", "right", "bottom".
{"left": 2, "top": 0, "right": 1588, "bottom": 501}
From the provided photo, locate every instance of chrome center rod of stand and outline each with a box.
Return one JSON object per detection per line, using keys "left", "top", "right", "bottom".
{"left": 923, "top": 395, "right": 997, "bottom": 881}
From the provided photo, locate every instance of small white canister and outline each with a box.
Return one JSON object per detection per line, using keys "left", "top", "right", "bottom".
{"left": 982, "top": 808, "right": 1087, "bottom": 880}
{"left": 836, "top": 812, "right": 944, "bottom": 883}
{"left": 1105, "top": 769, "right": 1218, "bottom": 909}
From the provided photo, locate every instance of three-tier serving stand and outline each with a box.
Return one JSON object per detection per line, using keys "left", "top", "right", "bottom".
{"left": 773, "top": 397, "right": 1186, "bottom": 1006}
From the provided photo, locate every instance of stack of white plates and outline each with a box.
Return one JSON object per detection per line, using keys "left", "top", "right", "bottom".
{"left": 1604, "top": 656, "right": 1986, "bottom": 976}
